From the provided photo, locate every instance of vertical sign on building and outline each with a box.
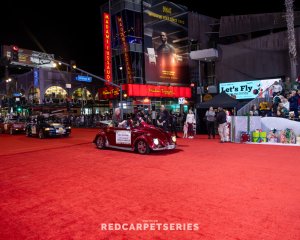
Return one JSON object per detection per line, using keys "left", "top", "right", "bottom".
{"left": 103, "top": 12, "right": 112, "bottom": 83}
{"left": 116, "top": 16, "right": 134, "bottom": 84}
{"left": 34, "top": 68, "right": 39, "bottom": 87}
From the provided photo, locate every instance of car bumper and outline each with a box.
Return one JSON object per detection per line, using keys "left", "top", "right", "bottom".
{"left": 151, "top": 144, "right": 176, "bottom": 151}
{"left": 46, "top": 129, "right": 71, "bottom": 137}
{"left": 12, "top": 128, "right": 26, "bottom": 132}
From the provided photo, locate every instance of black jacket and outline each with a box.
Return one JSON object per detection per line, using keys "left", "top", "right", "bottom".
{"left": 216, "top": 110, "right": 227, "bottom": 124}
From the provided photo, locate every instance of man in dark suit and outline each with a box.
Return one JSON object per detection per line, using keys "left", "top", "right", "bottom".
{"left": 157, "top": 105, "right": 169, "bottom": 131}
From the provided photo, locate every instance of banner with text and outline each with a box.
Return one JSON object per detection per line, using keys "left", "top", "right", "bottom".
{"left": 219, "top": 78, "right": 281, "bottom": 99}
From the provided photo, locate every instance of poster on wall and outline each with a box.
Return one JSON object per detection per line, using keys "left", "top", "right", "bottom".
{"left": 143, "top": 0, "right": 189, "bottom": 85}
{"left": 219, "top": 78, "right": 281, "bottom": 99}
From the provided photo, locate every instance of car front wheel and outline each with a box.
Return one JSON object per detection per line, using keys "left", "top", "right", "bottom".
{"left": 136, "top": 140, "right": 150, "bottom": 154}
{"left": 96, "top": 135, "right": 105, "bottom": 149}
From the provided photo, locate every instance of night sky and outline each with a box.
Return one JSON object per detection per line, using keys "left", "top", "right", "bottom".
{"left": 1, "top": 0, "right": 299, "bottom": 76}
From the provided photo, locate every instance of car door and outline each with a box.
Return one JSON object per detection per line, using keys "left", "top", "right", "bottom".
{"left": 105, "top": 126, "right": 117, "bottom": 146}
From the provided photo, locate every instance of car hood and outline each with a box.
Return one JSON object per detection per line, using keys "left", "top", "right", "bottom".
{"left": 135, "top": 124, "right": 171, "bottom": 140}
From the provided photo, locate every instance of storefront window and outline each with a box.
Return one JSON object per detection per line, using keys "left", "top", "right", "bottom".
{"left": 29, "top": 87, "right": 40, "bottom": 104}
{"left": 72, "top": 88, "right": 93, "bottom": 101}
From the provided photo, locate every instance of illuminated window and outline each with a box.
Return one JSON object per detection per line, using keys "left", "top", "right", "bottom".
{"left": 45, "top": 86, "right": 67, "bottom": 99}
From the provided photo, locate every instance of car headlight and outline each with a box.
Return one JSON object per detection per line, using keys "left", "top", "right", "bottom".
{"left": 172, "top": 136, "right": 176, "bottom": 143}
{"left": 153, "top": 138, "right": 159, "bottom": 145}
{"left": 45, "top": 128, "right": 50, "bottom": 131}
{"left": 66, "top": 126, "right": 71, "bottom": 129}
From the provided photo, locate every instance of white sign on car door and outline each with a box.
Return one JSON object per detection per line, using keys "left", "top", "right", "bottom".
{"left": 116, "top": 130, "right": 131, "bottom": 144}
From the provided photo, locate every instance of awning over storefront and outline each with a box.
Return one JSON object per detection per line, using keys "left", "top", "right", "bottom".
{"left": 122, "top": 84, "right": 191, "bottom": 98}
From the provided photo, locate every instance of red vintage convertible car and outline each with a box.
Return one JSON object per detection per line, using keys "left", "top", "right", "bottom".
{"left": 93, "top": 120, "right": 176, "bottom": 154}
{"left": 0, "top": 118, "right": 26, "bottom": 134}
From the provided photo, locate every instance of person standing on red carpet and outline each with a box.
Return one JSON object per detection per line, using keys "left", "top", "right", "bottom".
{"left": 216, "top": 107, "right": 227, "bottom": 143}
{"left": 157, "top": 105, "right": 170, "bottom": 132}
{"left": 205, "top": 106, "right": 216, "bottom": 139}
{"left": 185, "top": 109, "right": 196, "bottom": 138}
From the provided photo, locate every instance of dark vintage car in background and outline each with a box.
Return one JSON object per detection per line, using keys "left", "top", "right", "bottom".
{"left": 0, "top": 118, "right": 26, "bottom": 134}
{"left": 25, "top": 118, "right": 71, "bottom": 139}
{"left": 93, "top": 120, "right": 176, "bottom": 154}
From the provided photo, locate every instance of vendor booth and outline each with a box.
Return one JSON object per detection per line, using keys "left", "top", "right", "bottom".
{"left": 196, "top": 92, "right": 241, "bottom": 134}
{"left": 231, "top": 116, "right": 300, "bottom": 145}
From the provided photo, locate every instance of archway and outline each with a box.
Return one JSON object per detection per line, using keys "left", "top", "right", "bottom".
{"left": 44, "top": 86, "right": 67, "bottom": 103}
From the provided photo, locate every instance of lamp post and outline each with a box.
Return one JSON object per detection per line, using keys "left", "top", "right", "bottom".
{"left": 6, "top": 78, "right": 12, "bottom": 97}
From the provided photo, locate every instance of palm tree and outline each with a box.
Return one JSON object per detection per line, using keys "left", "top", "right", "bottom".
{"left": 285, "top": 0, "right": 297, "bottom": 83}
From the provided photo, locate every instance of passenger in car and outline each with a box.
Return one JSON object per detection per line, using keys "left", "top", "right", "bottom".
{"left": 112, "top": 108, "right": 127, "bottom": 128}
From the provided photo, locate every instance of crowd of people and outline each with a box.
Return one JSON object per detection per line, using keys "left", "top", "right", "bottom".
{"left": 249, "top": 81, "right": 300, "bottom": 120}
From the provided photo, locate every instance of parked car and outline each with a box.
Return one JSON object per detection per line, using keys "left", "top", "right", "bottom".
{"left": 0, "top": 118, "right": 26, "bottom": 134}
{"left": 25, "top": 118, "right": 71, "bottom": 139}
{"left": 93, "top": 120, "right": 176, "bottom": 154}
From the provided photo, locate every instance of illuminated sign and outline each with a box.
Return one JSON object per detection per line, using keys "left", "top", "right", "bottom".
{"left": 122, "top": 84, "right": 191, "bottom": 98}
{"left": 34, "top": 68, "right": 39, "bottom": 87}
{"left": 116, "top": 16, "right": 134, "bottom": 84}
{"left": 178, "top": 97, "right": 185, "bottom": 104}
{"left": 143, "top": 0, "right": 189, "bottom": 85}
{"left": 219, "top": 78, "right": 281, "bottom": 99}
{"left": 103, "top": 12, "right": 112, "bottom": 82}
{"left": 2, "top": 45, "right": 55, "bottom": 68}
{"left": 98, "top": 87, "right": 120, "bottom": 100}
{"left": 75, "top": 75, "right": 92, "bottom": 82}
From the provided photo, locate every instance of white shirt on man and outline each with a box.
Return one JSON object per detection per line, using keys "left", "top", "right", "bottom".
{"left": 186, "top": 113, "right": 195, "bottom": 124}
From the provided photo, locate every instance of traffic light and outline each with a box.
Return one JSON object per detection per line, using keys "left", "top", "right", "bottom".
{"left": 16, "top": 106, "right": 22, "bottom": 113}
{"left": 11, "top": 45, "right": 19, "bottom": 62}
{"left": 70, "top": 60, "right": 76, "bottom": 71}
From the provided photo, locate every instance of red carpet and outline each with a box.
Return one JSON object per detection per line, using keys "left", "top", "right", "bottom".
{"left": 0, "top": 129, "right": 300, "bottom": 239}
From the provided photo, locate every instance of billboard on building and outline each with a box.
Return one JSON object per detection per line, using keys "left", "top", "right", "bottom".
{"left": 143, "top": 0, "right": 189, "bottom": 85}
{"left": 219, "top": 78, "right": 281, "bottom": 99}
{"left": 2, "top": 45, "right": 55, "bottom": 68}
